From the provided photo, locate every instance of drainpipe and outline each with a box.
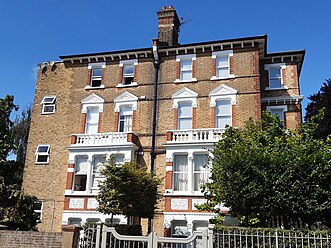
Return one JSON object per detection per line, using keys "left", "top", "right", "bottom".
{"left": 148, "top": 39, "right": 159, "bottom": 234}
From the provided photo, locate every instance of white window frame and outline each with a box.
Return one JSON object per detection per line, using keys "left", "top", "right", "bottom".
{"left": 85, "top": 62, "right": 106, "bottom": 89}
{"left": 266, "top": 105, "right": 288, "bottom": 122}
{"left": 264, "top": 63, "right": 287, "bottom": 90}
{"left": 215, "top": 98, "right": 232, "bottom": 128}
{"left": 173, "top": 154, "right": 189, "bottom": 192}
{"left": 192, "top": 154, "right": 210, "bottom": 192}
{"left": 211, "top": 50, "right": 234, "bottom": 80}
{"left": 175, "top": 54, "right": 197, "bottom": 83}
{"left": 35, "top": 144, "right": 50, "bottom": 164}
{"left": 177, "top": 101, "right": 193, "bottom": 130}
{"left": 117, "top": 59, "right": 138, "bottom": 87}
{"left": 41, "top": 96, "right": 56, "bottom": 114}
{"left": 34, "top": 201, "right": 43, "bottom": 223}
{"left": 85, "top": 107, "right": 100, "bottom": 134}
{"left": 73, "top": 156, "right": 89, "bottom": 192}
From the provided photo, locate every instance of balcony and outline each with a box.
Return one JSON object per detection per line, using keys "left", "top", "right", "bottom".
{"left": 166, "top": 128, "right": 225, "bottom": 144}
{"left": 70, "top": 132, "right": 139, "bottom": 147}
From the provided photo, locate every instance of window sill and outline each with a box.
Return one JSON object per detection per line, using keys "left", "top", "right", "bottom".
{"left": 35, "top": 162, "right": 49, "bottom": 165}
{"left": 164, "top": 191, "right": 205, "bottom": 196}
{"left": 210, "top": 75, "right": 235, "bottom": 81}
{"left": 84, "top": 85, "right": 105, "bottom": 90}
{"left": 116, "top": 82, "right": 138, "bottom": 88}
{"left": 41, "top": 112, "right": 55, "bottom": 115}
{"left": 265, "top": 86, "right": 288, "bottom": 91}
{"left": 174, "top": 78, "right": 197, "bottom": 84}
{"left": 64, "top": 190, "right": 98, "bottom": 196}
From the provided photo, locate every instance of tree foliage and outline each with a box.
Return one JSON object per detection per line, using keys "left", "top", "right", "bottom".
{"left": 305, "top": 79, "right": 331, "bottom": 140}
{"left": 200, "top": 112, "right": 331, "bottom": 228}
{"left": 0, "top": 95, "right": 37, "bottom": 230}
{"left": 97, "top": 157, "right": 161, "bottom": 220}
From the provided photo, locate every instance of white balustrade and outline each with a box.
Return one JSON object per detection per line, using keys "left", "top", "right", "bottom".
{"left": 72, "top": 132, "right": 130, "bottom": 146}
{"left": 168, "top": 128, "right": 225, "bottom": 143}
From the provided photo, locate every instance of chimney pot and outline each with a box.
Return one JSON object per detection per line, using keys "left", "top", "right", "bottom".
{"left": 162, "top": 6, "right": 166, "bottom": 9}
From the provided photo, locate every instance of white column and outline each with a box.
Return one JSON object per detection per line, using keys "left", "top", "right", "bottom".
{"left": 86, "top": 156, "right": 93, "bottom": 193}
{"left": 188, "top": 152, "right": 194, "bottom": 193}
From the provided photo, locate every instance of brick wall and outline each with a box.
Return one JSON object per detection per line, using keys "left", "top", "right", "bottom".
{"left": 0, "top": 231, "right": 63, "bottom": 248}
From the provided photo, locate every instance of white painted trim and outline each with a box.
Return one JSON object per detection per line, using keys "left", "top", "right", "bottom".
{"left": 35, "top": 144, "right": 50, "bottom": 164}
{"left": 266, "top": 105, "right": 288, "bottom": 112}
{"left": 210, "top": 74, "right": 235, "bottom": 80}
{"left": 176, "top": 54, "right": 196, "bottom": 62}
{"left": 264, "top": 86, "right": 288, "bottom": 91}
{"left": 119, "top": 59, "right": 138, "bottom": 67}
{"left": 114, "top": 91, "right": 138, "bottom": 112}
{"left": 84, "top": 85, "right": 106, "bottom": 90}
{"left": 264, "top": 63, "right": 286, "bottom": 70}
{"left": 88, "top": 62, "right": 106, "bottom": 69}
{"left": 116, "top": 82, "right": 138, "bottom": 88}
{"left": 67, "top": 168, "right": 75, "bottom": 172}
{"left": 209, "top": 84, "right": 237, "bottom": 106}
{"left": 172, "top": 87, "right": 198, "bottom": 109}
{"left": 174, "top": 78, "right": 198, "bottom": 83}
{"left": 166, "top": 166, "right": 173, "bottom": 172}
{"left": 211, "top": 50, "right": 233, "bottom": 58}
{"left": 81, "top": 93, "right": 104, "bottom": 113}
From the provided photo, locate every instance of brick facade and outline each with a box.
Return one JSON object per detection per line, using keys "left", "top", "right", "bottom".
{"left": 22, "top": 6, "right": 305, "bottom": 236}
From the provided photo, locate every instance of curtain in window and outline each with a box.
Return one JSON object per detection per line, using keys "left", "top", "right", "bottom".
{"left": 92, "top": 156, "right": 106, "bottom": 189}
{"left": 193, "top": 154, "right": 209, "bottom": 191}
{"left": 173, "top": 155, "right": 188, "bottom": 191}
{"left": 119, "top": 106, "right": 133, "bottom": 132}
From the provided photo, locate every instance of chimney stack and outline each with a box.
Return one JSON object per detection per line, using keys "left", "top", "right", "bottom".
{"left": 157, "top": 6, "right": 180, "bottom": 47}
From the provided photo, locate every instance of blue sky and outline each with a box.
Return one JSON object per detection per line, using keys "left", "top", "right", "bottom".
{"left": 1, "top": 0, "right": 330, "bottom": 118}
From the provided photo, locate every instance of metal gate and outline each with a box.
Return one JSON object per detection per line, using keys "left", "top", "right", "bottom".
{"left": 79, "top": 224, "right": 212, "bottom": 248}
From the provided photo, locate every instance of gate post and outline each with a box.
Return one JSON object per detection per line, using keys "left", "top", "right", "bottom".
{"left": 100, "top": 225, "right": 108, "bottom": 248}
{"left": 208, "top": 224, "right": 215, "bottom": 248}
{"left": 95, "top": 222, "right": 102, "bottom": 248}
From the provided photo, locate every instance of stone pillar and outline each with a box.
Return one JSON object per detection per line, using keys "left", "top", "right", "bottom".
{"left": 62, "top": 225, "right": 81, "bottom": 248}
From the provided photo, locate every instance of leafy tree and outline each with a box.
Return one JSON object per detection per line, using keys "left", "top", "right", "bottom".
{"left": 305, "top": 79, "right": 331, "bottom": 140}
{"left": 97, "top": 157, "right": 161, "bottom": 221}
{"left": 199, "top": 112, "right": 331, "bottom": 228}
{"left": 0, "top": 95, "right": 37, "bottom": 230}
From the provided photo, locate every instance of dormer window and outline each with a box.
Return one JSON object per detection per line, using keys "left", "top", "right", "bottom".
{"left": 118, "top": 59, "right": 138, "bottom": 87}
{"left": 86, "top": 62, "right": 106, "bottom": 89}
{"left": 41, "top": 96, "right": 56, "bottom": 114}
{"left": 264, "top": 63, "right": 287, "bottom": 90}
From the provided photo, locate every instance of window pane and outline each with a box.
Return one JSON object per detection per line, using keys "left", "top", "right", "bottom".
{"left": 178, "top": 118, "right": 192, "bottom": 130}
{"left": 216, "top": 56, "right": 228, "bottom": 67}
{"left": 74, "top": 175, "right": 87, "bottom": 191}
{"left": 43, "top": 105, "right": 55, "bottom": 113}
{"left": 93, "top": 156, "right": 106, "bottom": 172}
{"left": 194, "top": 154, "right": 208, "bottom": 171}
{"left": 92, "top": 68, "right": 102, "bottom": 77}
{"left": 216, "top": 116, "right": 232, "bottom": 128}
{"left": 68, "top": 218, "right": 82, "bottom": 226}
{"left": 216, "top": 100, "right": 231, "bottom": 115}
{"left": 173, "top": 155, "right": 188, "bottom": 172}
{"left": 120, "top": 106, "right": 133, "bottom": 116}
{"left": 86, "top": 108, "right": 99, "bottom": 134}
{"left": 270, "top": 109, "right": 284, "bottom": 121}
{"left": 115, "top": 154, "right": 125, "bottom": 165}
{"left": 269, "top": 68, "right": 281, "bottom": 79}
{"left": 178, "top": 103, "right": 192, "bottom": 117}
{"left": 37, "top": 155, "right": 48, "bottom": 163}
{"left": 217, "top": 67, "right": 229, "bottom": 78}
{"left": 123, "top": 64, "right": 134, "bottom": 75}
{"left": 270, "top": 79, "right": 282, "bottom": 88}
{"left": 75, "top": 157, "right": 88, "bottom": 174}
{"left": 37, "top": 146, "right": 49, "bottom": 153}
{"left": 181, "top": 70, "right": 192, "bottom": 80}
{"left": 181, "top": 60, "right": 192, "bottom": 70}
{"left": 43, "top": 97, "right": 55, "bottom": 103}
